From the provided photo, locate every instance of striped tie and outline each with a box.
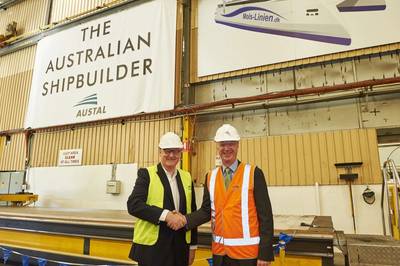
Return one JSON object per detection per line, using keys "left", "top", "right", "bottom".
{"left": 224, "top": 167, "right": 233, "bottom": 189}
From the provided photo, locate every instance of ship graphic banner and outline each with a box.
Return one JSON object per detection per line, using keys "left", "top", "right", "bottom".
{"left": 25, "top": 0, "right": 176, "bottom": 129}
{"left": 197, "top": 0, "right": 400, "bottom": 77}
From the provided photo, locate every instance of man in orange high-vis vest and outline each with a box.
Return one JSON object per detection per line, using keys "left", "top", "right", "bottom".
{"left": 184, "top": 124, "right": 274, "bottom": 266}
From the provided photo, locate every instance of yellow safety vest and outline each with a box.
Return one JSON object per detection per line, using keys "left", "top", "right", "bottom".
{"left": 133, "top": 165, "right": 192, "bottom": 245}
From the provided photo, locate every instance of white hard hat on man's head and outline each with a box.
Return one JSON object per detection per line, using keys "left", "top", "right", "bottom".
{"left": 214, "top": 124, "right": 240, "bottom": 142}
{"left": 159, "top": 132, "right": 184, "bottom": 149}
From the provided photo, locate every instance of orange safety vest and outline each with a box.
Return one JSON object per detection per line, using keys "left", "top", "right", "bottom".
{"left": 207, "top": 163, "right": 260, "bottom": 259}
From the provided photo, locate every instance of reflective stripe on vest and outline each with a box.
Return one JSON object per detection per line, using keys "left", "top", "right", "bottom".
{"left": 213, "top": 236, "right": 260, "bottom": 246}
{"left": 133, "top": 166, "right": 192, "bottom": 245}
{"left": 209, "top": 164, "right": 260, "bottom": 246}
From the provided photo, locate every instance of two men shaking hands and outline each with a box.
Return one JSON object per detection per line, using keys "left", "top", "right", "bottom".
{"left": 165, "top": 210, "right": 187, "bottom": 231}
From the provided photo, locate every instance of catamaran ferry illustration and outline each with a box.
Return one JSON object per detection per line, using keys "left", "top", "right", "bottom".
{"left": 214, "top": 0, "right": 384, "bottom": 45}
{"left": 337, "top": 0, "right": 386, "bottom": 12}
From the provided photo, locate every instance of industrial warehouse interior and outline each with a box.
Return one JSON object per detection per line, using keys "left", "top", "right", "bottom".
{"left": 0, "top": 0, "right": 400, "bottom": 265}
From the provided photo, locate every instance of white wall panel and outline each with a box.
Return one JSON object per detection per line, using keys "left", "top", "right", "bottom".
{"left": 355, "top": 53, "right": 400, "bottom": 80}
{"left": 295, "top": 60, "right": 355, "bottom": 90}
{"left": 222, "top": 75, "right": 266, "bottom": 99}
{"left": 195, "top": 75, "right": 266, "bottom": 103}
{"left": 27, "top": 163, "right": 137, "bottom": 210}
{"left": 195, "top": 110, "right": 268, "bottom": 141}
{"left": 269, "top": 99, "right": 360, "bottom": 135}
{"left": 266, "top": 69, "right": 294, "bottom": 93}
{"left": 360, "top": 93, "right": 400, "bottom": 128}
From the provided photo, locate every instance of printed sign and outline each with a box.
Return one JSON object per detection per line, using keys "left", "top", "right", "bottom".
{"left": 198, "top": 0, "right": 400, "bottom": 76}
{"left": 25, "top": 0, "right": 177, "bottom": 128}
{"left": 58, "top": 149, "right": 83, "bottom": 166}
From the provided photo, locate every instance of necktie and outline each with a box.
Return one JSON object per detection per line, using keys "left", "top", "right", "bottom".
{"left": 224, "top": 167, "right": 233, "bottom": 189}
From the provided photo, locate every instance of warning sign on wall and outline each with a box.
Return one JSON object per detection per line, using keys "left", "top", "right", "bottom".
{"left": 58, "top": 149, "right": 83, "bottom": 166}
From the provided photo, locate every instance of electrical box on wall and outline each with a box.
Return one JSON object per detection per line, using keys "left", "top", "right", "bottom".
{"left": 106, "top": 180, "right": 121, "bottom": 194}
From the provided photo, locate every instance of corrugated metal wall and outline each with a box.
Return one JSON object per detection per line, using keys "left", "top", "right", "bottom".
{"left": 0, "top": 133, "right": 25, "bottom": 171}
{"left": 30, "top": 116, "right": 182, "bottom": 167}
{"left": 0, "top": 0, "right": 48, "bottom": 36}
{"left": 192, "top": 128, "right": 381, "bottom": 186}
{"left": 50, "top": 0, "right": 117, "bottom": 23}
{"left": 0, "top": 45, "right": 36, "bottom": 78}
{"left": 0, "top": 46, "right": 36, "bottom": 131}
{"left": 0, "top": 0, "right": 45, "bottom": 171}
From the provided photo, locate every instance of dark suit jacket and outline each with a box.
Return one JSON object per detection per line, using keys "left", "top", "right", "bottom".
{"left": 186, "top": 162, "right": 274, "bottom": 262}
{"left": 127, "top": 163, "right": 197, "bottom": 266}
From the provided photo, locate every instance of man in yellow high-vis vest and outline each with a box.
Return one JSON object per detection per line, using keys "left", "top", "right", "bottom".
{"left": 127, "top": 132, "right": 197, "bottom": 266}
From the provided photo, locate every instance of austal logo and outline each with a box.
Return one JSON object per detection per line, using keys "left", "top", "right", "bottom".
{"left": 74, "top": 93, "right": 106, "bottom": 118}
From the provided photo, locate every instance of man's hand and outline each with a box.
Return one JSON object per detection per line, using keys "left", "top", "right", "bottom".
{"left": 257, "top": 259, "right": 271, "bottom": 266}
{"left": 188, "top": 249, "right": 196, "bottom": 265}
{"left": 165, "top": 210, "right": 186, "bottom": 230}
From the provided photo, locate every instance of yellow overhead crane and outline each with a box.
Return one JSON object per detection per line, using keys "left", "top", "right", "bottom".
{"left": 0, "top": 193, "right": 38, "bottom": 206}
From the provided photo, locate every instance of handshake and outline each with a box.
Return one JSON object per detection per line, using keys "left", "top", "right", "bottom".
{"left": 165, "top": 210, "right": 187, "bottom": 230}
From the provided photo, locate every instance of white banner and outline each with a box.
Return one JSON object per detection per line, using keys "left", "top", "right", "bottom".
{"left": 198, "top": 0, "right": 400, "bottom": 77}
{"left": 25, "top": 0, "right": 176, "bottom": 128}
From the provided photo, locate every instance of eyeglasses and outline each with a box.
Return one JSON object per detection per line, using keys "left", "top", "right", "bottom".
{"left": 162, "top": 149, "right": 182, "bottom": 155}
{"left": 218, "top": 142, "right": 238, "bottom": 148}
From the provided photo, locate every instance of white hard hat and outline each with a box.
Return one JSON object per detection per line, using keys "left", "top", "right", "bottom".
{"left": 214, "top": 124, "right": 240, "bottom": 142}
{"left": 159, "top": 132, "right": 184, "bottom": 149}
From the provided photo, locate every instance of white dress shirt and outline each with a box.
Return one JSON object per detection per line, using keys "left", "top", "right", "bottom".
{"left": 159, "top": 166, "right": 179, "bottom": 221}
{"left": 158, "top": 165, "right": 197, "bottom": 249}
